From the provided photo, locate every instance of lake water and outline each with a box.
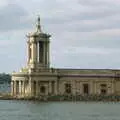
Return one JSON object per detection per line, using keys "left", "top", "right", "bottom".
{"left": 0, "top": 83, "right": 120, "bottom": 120}
{"left": 1, "top": 100, "right": 120, "bottom": 120}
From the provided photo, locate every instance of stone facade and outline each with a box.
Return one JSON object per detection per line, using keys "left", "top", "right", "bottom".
{"left": 11, "top": 17, "right": 120, "bottom": 98}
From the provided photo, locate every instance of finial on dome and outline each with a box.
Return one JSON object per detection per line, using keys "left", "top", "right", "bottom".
{"left": 36, "top": 15, "right": 42, "bottom": 32}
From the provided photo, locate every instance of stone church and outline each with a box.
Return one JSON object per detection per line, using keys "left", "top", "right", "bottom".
{"left": 11, "top": 17, "right": 120, "bottom": 98}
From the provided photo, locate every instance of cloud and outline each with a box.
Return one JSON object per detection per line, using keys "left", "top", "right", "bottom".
{"left": 0, "top": 0, "right": 120, "bottom": 72}
{"left": 0, "top": 3, "right": 31, "bottom": 32}
{"left": 78, "top": 0, "right": 120, "bottom": 7}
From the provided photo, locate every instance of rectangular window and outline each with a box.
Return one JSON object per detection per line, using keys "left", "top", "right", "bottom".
{"left": 101, "top": 89, "right": 107, "bottom": 95}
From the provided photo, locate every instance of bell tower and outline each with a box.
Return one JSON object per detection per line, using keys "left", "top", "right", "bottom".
{"left": 27, "top": 16, "right": 51, "bottom": 69}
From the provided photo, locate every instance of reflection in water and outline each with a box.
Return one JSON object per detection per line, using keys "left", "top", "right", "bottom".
{"left": 0, "top": 101, "right": 120, "bottom": 120}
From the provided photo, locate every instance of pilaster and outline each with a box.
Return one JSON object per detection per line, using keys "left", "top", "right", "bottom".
{"left": 72, "top": 81, "right": 76, "bottom": 95}
{"left": 54, "top": 81, "right": 58, "bottom": 95}
{"left": 29, "top": 78, "right": 33, "bottom": 96}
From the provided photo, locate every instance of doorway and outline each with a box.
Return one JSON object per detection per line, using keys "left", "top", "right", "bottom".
{"left": 83, "top": 84, "right": 89, "bottom": 94}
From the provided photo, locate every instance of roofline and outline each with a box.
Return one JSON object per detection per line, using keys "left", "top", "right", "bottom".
{"left": 54, "top": 68, "right": 120, "bottom": 71}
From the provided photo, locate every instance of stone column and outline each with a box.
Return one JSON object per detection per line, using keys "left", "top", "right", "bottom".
{"left": 90, "top": 82, "right": 93, "bottom": 95}
{"left": 23, "top": 81, "right": 25, "bottom": 96}
{"left": 21, "top": 81, "right": 23, "bottom": 95}
{"left": 108, "top": 81, "right": 113, "bottom": 95}
{"left": 94, "top": 81, "right": 97, "bottom": 95}
{"left": 76, "top": 82, "right": 80, "bottom": 95}
{"left": 29, "top": 78, "right": 33, "bottom": 97}
{"left": 32, "top": 43, "right": 35, "bottom": 62}
{"left": 45, "top": 42, "right": 47, "bottom": 65}
{"left": 79, "top": 82, "right": 82, "bottom": 95}
{"left": 111, "top": 80, "right": 114, "bottom": 94}
{"left": 74, "top": 81, "right": 77, "bottom": 95}
{"left": 72, "top": 81, "right": 76, "bottom": 95}
{"left": 46, "top": 42, "right": 49, "bottom": 67}
{"left": 19, "top": 81, "right": 22, "bottom": 96}
{"left": 27, "top": 41, "right": 30, "bottom": 64}
{"left": 35, "top": 42, "right": 37, "bottom": 62}
{"left": 14, "top": 81, "right": 17, "bottom": 96}
{"left": 31, "top": 42, "right": 37, "bottom": 64}
{"left": 43, "top": 42, "right": 46, "bottom": 66}
{"left": 48, "top": 82, "right": 52, "bottom": 95}
{"left": 54, "top": 81, "right": 57, "bottom": 95}
{"left": 29, "top": 80, "right": 32, "bottom": 96}
{"left": 92, "top": 81, "right": 95, "bottom": 94}
{"left": 45, "top": 84, "right": 48, "bottom": 95}
{"left": 11, "top": 81, "right": 13, "bottom": 96}
{"left": 47, "top": 42, "right": 50, "bottom": 67}
{"left": 97, "top": 82, "right": 100, "bottom": 95}
{"left": 37, "top": 42, "right": 39, "bottom": 63}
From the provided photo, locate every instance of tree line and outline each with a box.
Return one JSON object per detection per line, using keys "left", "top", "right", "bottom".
{"left": 0, "top": 73, "right": 11, "bottom": 83}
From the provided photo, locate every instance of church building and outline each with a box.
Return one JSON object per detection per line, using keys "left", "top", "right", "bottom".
{"left": 11, "top": 17, "right": 120, "bottom": 98}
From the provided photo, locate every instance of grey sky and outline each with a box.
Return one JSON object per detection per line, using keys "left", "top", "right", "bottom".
{"left": 0, "top": 0, "right": 120, "bottom": 73}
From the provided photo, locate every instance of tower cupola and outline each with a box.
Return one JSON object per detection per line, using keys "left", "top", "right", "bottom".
{"left": 27, "top": 16, "right": 51, "bottom": 69}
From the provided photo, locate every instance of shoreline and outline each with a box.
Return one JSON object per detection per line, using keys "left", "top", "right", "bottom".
{"left": 1, "top": 94, "right": 120, "bottom": 102}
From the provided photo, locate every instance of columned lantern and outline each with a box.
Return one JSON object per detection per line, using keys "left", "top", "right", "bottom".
{"left": 27, "top": 16, "right": 51, "bottom": 69}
